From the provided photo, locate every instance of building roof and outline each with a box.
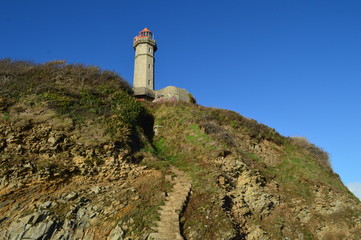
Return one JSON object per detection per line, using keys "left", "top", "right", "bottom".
{"left": 140, "top": 28, "right": 151, "bottom": 33}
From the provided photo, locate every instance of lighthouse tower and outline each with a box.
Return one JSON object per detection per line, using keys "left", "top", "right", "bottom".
{"left": 132, "top": 28, "right": 157, "bottom": 100}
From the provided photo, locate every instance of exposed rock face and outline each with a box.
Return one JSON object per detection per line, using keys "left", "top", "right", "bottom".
{"left": 215, "top": 157, "right": 280, "bottom": 238}
{"left": 0, "top": 158, "right": 153, "bottom": 239}
{"left": 212, "top": 153, "right": 361, "bottom": 240}
{"left": 0, "top": 160, "right": 163, "bottom": 239}
{"left": 0, "top": 106, "right": 166, "bottom": 239}
{"left": 5, "top": 210, "right": 60, "bottom": 240}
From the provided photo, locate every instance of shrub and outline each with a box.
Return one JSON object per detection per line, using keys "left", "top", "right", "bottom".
{"left": 196, "top": 107, "right": 285, "bottom": 145}
{"left": 290, "top": 136, "right": 331, "bottom": 169}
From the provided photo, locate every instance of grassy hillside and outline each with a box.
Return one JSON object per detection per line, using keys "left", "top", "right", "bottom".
{"left": 0, "top": 58, "right": 152, "bottom": 134}
{"left": 0, "top": 59, "right": 360, "bottom": 239}
{"left": 146, "top": 103, "right": 360, "bottom": 239}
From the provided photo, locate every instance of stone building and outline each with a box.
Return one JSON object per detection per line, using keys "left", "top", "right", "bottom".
{"left": 132, "top": 28, "right": 194, "bottom": 103}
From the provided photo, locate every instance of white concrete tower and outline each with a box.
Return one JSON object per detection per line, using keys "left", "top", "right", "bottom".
{"left": 133, "top": 28, "right": 157, "bottom": 99}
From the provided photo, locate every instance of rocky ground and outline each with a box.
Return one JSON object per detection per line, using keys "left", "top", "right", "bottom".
{"left": 0, "top": 155, "right": 164, "bottom": 239}
{"left": 214, "top": 154, "right": 361, "bottom": 240}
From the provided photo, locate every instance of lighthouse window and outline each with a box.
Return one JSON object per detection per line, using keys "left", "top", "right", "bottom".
{"left": 148, "top": 48, "right": 152, "bottom": 53}
{"left": 148, "top": 64, "right": 151, "bottom": 69}
{"left": 148, "top": 80, "right": 150, "bottom": 85}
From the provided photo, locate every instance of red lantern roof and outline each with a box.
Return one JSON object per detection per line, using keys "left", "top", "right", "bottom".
{"left": 140, "top": 28, "right": 151, "bottom": 33}
{"left": 133, "top": 28, "right": 156, "bottom": 49}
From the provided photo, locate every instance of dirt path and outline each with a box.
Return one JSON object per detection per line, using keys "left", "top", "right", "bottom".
{"left": 148, "top": 166, "right": 191, "bottom": 240}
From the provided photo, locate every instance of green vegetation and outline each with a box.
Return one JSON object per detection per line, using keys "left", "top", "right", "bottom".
{"left": 0, "top": 59, "right": 153, "bottom": 144}
{"left": 145, "top": 102, "right": 357, "bottom": 239}
{"left": 270, "top": 139, "right": 345, "bottom": 201}
{"left": 117, "top": 174, "right": 172, "bottom": 237}
{"left": 146, "top": 103, "right": 239, "bottom": 238}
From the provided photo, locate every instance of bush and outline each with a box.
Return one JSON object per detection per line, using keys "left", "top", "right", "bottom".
{"left": 200, "top": 122, "right": 236, "bottom": 147}
{"left": 197, "top": 107, "right": 285, "bottom": 145}
{"left": 290, "top": 136, "right": 331, "bottom": 169}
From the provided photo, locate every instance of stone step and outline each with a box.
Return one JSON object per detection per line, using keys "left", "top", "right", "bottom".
{"left": 164, "top": 198, "right": 183, "bottom": 204}
{"left": 161, "top": 203, "right": 183, "bottom": 210}
{"left": 179, "top": 184, "right": 192, "bottom": 189}
{"left": 165, "top": 193, "right": 188, "bottom": 201}
{"left": 166, "top": 193, "right": 188, "bottom": 199}
{"left": 169, "top": 190, "right": 189, "bottom": 198}
{"left": 148, "top": 232, "right": 183, "bottom": 240}
{"left": 174, "top": 178, "right": 190, "bottom": 183}
{"left": 172, "top": 186, "right": 191, "bottom": 192}
{"left": 150, "top": 166, "right": 191, "bottom": 240}
{"left": 175, "top": 182, "right": 191, "bottom": 187}
{"left": 174, "top": 189, "right": 186, "bottom": 194}
{"left": 158, "top": 209, "right": 178, "bottom": 215}
{"left": 174, "top": 181, "right": 191, "bottom": 186}
{"left": 174, "top": 181, "right": 191, "bottom": 187}
{"left": 157, "top": 214, "right": 179, "bottom": 222}
{"left": 165, "top": 196, "right": 187, "bottom": 204}
{"left": 155, "top": 220, "right": 179, "bottom": 228}
{"left": 159, "top": 207, "right": 182, "bottom": 215}
{"left": 155, "top": 226, "right": 179, "bottom": 234}
{"left": 173, "top": 176, "right": 188, "bottom": 181}
{"left": 164, "top": 199, "right": 187, "bottom": 208}
{"left": 162, "top": 202, "right": 184, "bottom": 211}
{"left": 159, "top": 211, "right": 178, "bottom": 216}
{"left": 157, "top": 227, "right": 180, "bottom": 234}
{"left": 166, "top": 190, "right": 188, "bottom": 196}
{"left": 159, "top": 205, "right": 176, "bottom": 211}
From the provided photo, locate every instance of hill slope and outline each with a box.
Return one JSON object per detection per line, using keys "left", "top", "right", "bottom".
{"left": 0, "top": 60, "right": 360, "bottom": 239}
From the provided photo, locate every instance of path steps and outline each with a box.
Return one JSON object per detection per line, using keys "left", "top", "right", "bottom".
{"left": 148, "top": 166, "right": 191, "bottom": 240}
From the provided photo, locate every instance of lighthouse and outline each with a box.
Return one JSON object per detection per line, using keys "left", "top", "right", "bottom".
{"left": 132, "top": 28, "right": 157, "bottom": 100}
{"left": 132, "top": 28, "right": 193, "bottom": 103}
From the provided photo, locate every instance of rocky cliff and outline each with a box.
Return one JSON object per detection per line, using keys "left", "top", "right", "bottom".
{"left": 0, "top": 60, "right": 360, "bottom": 239}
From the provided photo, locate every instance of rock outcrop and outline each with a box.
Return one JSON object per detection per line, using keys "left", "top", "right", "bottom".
{"left": 0, "top": 106, "right": 166, "bottom": 239}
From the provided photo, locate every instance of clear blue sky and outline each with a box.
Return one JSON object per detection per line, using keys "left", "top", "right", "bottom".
{"left": 1, "top": 0, "right": 360, "bottom": 198}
